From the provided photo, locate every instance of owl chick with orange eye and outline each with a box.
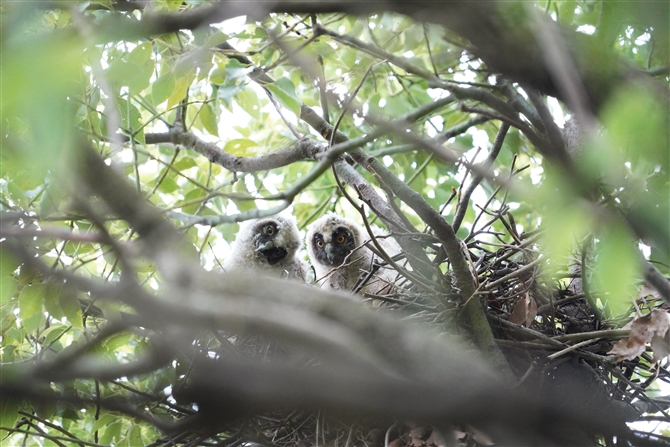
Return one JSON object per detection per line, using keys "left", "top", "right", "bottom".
{"left": 223, "top": 214, "right": 308, "bottom": 281}
{"left": 306, "top": 212, "right": 399, "bottom": 296}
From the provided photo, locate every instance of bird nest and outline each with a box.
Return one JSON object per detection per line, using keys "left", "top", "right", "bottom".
{"left": 158, "top": 209, "right": 669, "bottom": 447}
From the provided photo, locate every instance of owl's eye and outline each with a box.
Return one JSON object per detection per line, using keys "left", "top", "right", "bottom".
{"left": 265, "top": 225, "right": 275, "bottom": 236}
{"left": 316, "top": 239, "right": 325, "bottom": 249}
{"left": 335, "top": 234, "right": 346, "bottom": 244}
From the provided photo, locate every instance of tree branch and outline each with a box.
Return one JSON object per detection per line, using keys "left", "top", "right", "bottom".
{"left": 169, "top": 122, "right": 323, "bottom": 173}
{"left": 453, "top": 123, "right": 510, "bottom": 232}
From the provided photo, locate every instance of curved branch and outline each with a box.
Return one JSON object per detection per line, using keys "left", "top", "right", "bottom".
{"left": 169, "top": 122, "right": 324, "bottom": 173}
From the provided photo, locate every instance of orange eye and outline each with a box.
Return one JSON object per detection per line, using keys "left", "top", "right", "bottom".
{"left": 335, "top": 235, "right": 346, "bottom": 244}
{"left": 316, "top": 239, "right": 325, "bottom": 249}
{"left": 265, "top": 226, "right": 275, "bottom": 236}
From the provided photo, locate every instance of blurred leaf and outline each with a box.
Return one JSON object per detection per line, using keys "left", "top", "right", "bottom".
{"left": 217, "top": 82, "right": 246, "bottom": 103}
{"left": 0, "top": 399, "right": 20, "bottom": 432}
{"left": 601, "top": 85, "right": 668, "bottom": 170}
{"left": 265, "top": 77, "right": 301, "bottom": 117}
{"left": 0, "top": 252, "right": 19, "bottom": 307}
{"left": 181, "top": 188, "right": 208, "bottom": 214}
{"left": 92, "top": 413, "right": 118, "bottom": 433}
{"left": 592, "top": 221, "right": 642, "bottom": 317}
{"left": 209, "top": 65, "right": 227, "bottom": 84}
{"left": 106, "top": 57, "right": 152, "bottom": 93}
{"left": 43, "top": 282, "right": 64, "bottom": 320}
{"left": 198, "top": 103, "right": 219, "bottom": 136}
{"left": 152, "top": 72, "right": 176, "bottom": 106}
{"left": 103, "top": 332, "right": 133, "bottom": 352}
{"left": 157, "top": 177, "right": 179, "bottom": 194}
{"left": 1, "top": 33, "right": 83, "bottom": 183}
{"left": 59, "top": 292, "right": 83, "bottom": 329}
{"left": 128, "top": 42, "right": 152, "bottom": 66}
{"left": 38, "top": 181, "right": 63, "bottom": 218}
{"left": 42, "top": 324, "right": 69, "bottom": 346}
{"left": 225, "top": 59, "right": 255, "bottom": 79}
{"left": 535, "top": 173, "right": 593, "bottom": 273}
{"left": 236, "top": 87, "right": 262, "bottom": 120}
{"left": 18, "top": 283, "right": 45, "bottom": 333}
{"left": 167, "top": 69, "right": 196, "bottom": 109}
{"left": 224, "top": 138, "right": 258, "bottom": 156}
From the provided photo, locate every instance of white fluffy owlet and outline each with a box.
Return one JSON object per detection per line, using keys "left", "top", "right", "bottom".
{"left": 306, "top": 212, "right": 399, "bottom": 296}
{"left": 223, "top": 214, "right": 308, "bottom": 281}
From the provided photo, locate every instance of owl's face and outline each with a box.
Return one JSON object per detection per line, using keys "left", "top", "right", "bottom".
{"left": 252, "top": 220, "right": 288, "bottom": 265}
{"left": 310, "top": 224, "right": 358, "bottom": 267}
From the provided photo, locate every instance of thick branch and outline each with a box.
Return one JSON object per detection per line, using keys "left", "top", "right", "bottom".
{"left": 169, "top": 123, "right": 323, "bottom": 173}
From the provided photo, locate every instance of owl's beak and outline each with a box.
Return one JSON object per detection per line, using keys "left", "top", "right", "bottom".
{"left": 256, "top": 241, "right": 274, "bottom": 252}
{"left": 325, "top": 244, "right": 336, "bottom": 263}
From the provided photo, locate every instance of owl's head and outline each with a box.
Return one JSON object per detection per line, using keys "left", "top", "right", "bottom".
{"left": 306, "top": 213, "right": 365, "bottom": 268}
{"left": 237, "top": 214, "right": 302, "bottom": 265}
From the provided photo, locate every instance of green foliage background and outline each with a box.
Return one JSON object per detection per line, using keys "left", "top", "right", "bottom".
{"left": 1, "top": 0, "right": 668, "bottom": 445}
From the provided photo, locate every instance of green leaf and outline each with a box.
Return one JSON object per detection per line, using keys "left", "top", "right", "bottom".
{"left": 100, "top": 422, "right": 123, "bottom": 445}
{"left": 225, "top": 59, "right": 254, "bottom": 79}
{"left": 235, "top": 87, "right": 261, "bottom": 120}
{"left": 202, "top": 30, "right": 230, "bottom": 49}
{"left": 309, "top": 41, "right": 338, "bottom": 62}
{"left": 173, "top": 156, "right": 198, "bottom": 171}
{"left": 265, "top": 77, "right": 301, "bottom": 117}
{"left": 124, "top": 422, "right": 144, "bottom": 446}
{"left": 157, "top": 176, "right": 179, "bottom": 194}
{"left": 0, "top": 251, "right": 19, "bottom": 307}
{"left": 341, "top": 48, "right": 358, "bottom": 68}
{"left": 2, "top": 32, "right": 83, "bottom": 186}
{"left": 217, "top": 82, "right": 246, "bottom": 104}
{"left": 18, "top": 283, "right": 45, "bottom": 333}
{"left": 535, "top": 174, "right": 592, "bottom": 273}
{"left": 102, "top": 97, "right": 142, "bottom": 135}
{"left": 198, "top": 103, "right": 219, "bottom": 136}
{"left": 181, "top": 188, "right": 208, "bottom": 214}
{"left": 591, "top": 222, "right": 642, "bottom": 317}
{"left": 224, "top": 139, "right": 258, "bottom": 156}
{"left": 59, "top": 293, "right": 82, "bottom": 329}
{"left": 0, "top": 398, "right": 20, "bottom": 431}
{"left": 128, "top": 42, "right": 152, "bottom": 66}
{"left": 43, "top": 282, "right": 64, "bottom": 320}
{"left": 167, "top": 69, "right": 196, "bottom": 109}
{"left": 209, "top": 65, "right": 227, "bottom": 84}
{"left": 106, "top": 58, "right": 152, "bottom": 93}
{"left": 152, "top": 72, "right": 176, "bottom": 106}
{"left": 92, "top": 413, "right": 118, "bottom": 433}
{"left": 42, "top": 324, "right": 69, "bottom": 346}
{"left": 602, "top": 85, "right": 668, "bottom": 169}
{"left": 103, "top": 332, "right": 133, "bottom": 352}
{"left": 455, "top": 133, "right": 473, "bottom": 150}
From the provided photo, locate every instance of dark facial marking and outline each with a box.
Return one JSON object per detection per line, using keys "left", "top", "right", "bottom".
{"left": 328, "top": 227, "right": 356, "bottom": 265}
{"left": 312, "top": 233, "right": 330, "bottom": 265}
{"left": 313, "top": 227, "right": 357, "bottom": 267}
{"left": 262, "top": 247, "right": 288, "bottom": 265}
{"left": 255, "top": 221, "right": 287, "bottom": 265}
